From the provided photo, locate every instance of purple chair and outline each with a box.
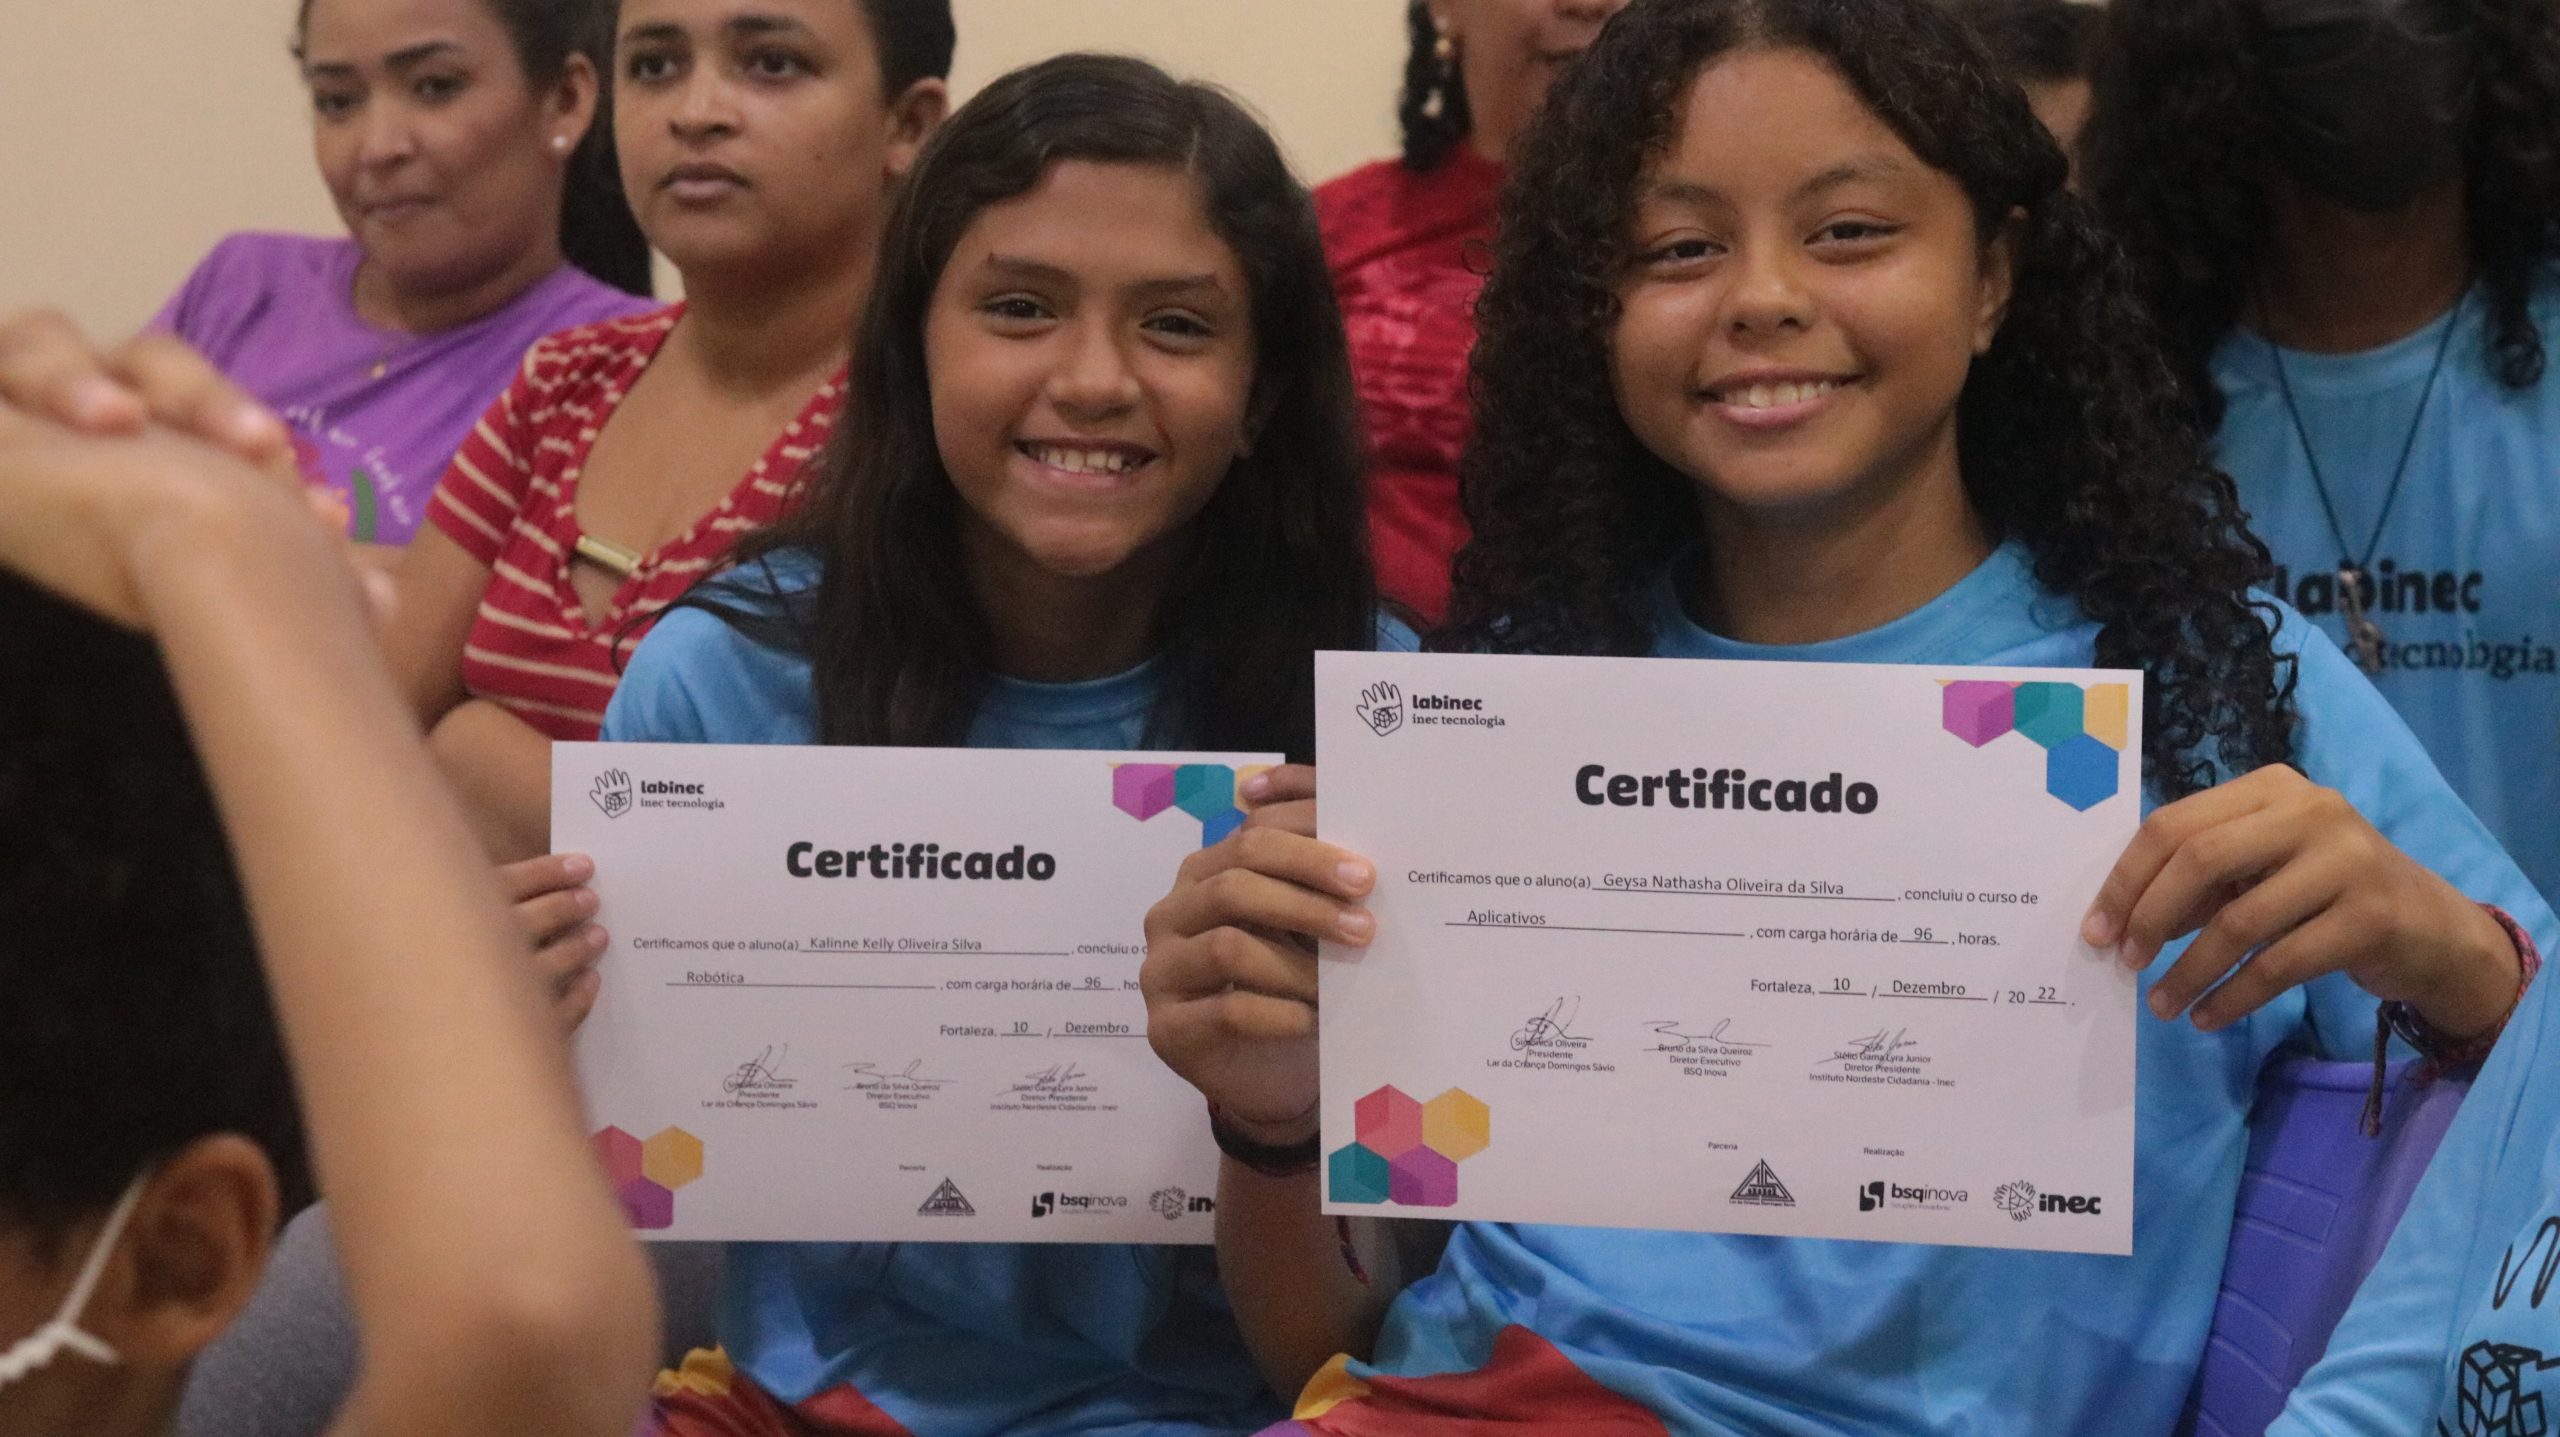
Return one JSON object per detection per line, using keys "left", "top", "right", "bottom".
{"left": 2177, "top": 1056, "right": 2472, "bottom": 1437}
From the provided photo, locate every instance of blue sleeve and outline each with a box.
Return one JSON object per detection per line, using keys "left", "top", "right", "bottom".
{"left": 2269, "top": 952, "right": 2558, "bottom": 1435}
{"left": 2276, "top": 610, "right": 2559, "bottom": 1057}
{"left": 1373, "top": 611, "right": 1423, "bottom": 654}
{"left": 600, "top": 609, "right": 720, "bottom": 744}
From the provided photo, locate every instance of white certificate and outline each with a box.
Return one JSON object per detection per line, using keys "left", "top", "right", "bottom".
{"left": 1316, "top": 652, "right": 2143, "bottom": 1254}
{"left": 554, "top": 742, "right": 1279, "bottom": 1245}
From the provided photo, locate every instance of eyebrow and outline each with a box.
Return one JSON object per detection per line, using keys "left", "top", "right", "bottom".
{"left": 1641, "top": 154, "right": 1914, "bottom": 208}
{"left": 619, "top": 13, "right": 815, "bottom": 46}
{"left": 980, "top": 255, "right": 1229, "bottom": 302}
{"left": 303, "top": 39, "right": 464, "bottom": 78}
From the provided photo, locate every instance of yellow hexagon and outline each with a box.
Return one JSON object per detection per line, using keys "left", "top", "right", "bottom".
{"left": 1421, "top": 1088, "right": 1490, "bottom": 1162}
{"left": 2083, "top": 683, "right": 2131, "bottom": 752}
{"left": 643, "top": 1126, "right": 705, "bottom": 1191}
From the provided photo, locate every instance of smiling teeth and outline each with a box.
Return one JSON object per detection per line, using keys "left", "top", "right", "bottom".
{"left": 1725, "top": 379, "right": 1846, "bottom": 409}
{"left": 1027, "top": 445, "right": 1144, "bottom": 476}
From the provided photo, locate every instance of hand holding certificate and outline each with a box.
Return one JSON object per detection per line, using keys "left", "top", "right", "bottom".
{"left": 1313, "top": 652, "right": 2147, "bottom": 1254}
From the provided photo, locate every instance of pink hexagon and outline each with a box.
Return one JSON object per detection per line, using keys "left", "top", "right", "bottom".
{"left": 1114, "top": 764, "right": 1178, "bottom": 822}
{"left": 1355, "top": 1085, "right": 1425, "bottom": 1159}
{"left": 617, "top": 1176, "right": 675, "bottom": 1230}
{"left": 1942, "top": 681, "right": 2017, "bottom": 748}
{"left": 1389, "top": 1146, "right": 1459, "bottom": 1207}
{"left": 595, "top": 1126, "right": 644, "bottom": 1186}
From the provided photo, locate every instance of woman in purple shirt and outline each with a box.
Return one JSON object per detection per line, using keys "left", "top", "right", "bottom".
{"left": 153, "top": 0, "right": 655, "bottom": 545}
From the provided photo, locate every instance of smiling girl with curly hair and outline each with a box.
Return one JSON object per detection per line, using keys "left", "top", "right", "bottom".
{"left": 1138, "top": 0, "right": 2552, "bottom": 1431}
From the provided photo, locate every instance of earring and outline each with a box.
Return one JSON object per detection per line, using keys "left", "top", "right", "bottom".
{"left": 1434, "top": 27, "right": 1456, "bottom": 63}
{"left": 551, "top": 134, "right": 571, "bottom": 155}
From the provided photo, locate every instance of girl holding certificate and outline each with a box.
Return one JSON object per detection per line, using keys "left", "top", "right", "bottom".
{"left": 597, "top": 55, "right": 1395, "bottom": 1437}
{"left": 1140, "top": 0, "right": 2555, "bottom": 1432}
{"left": 2083, "top": 0, "right": 2560, "bottom": 907}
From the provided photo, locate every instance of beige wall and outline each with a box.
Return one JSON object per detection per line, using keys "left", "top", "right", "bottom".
{"left": 0, "top": 0, "right": 1408, "bottom": 339}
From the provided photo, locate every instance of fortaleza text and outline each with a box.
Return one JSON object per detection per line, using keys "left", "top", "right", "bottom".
{"left": 785, "top": 842, "right": 1057, "bottom": 881}
{"left": 1575, "top": 765, "right": 1880, "bottom": 814}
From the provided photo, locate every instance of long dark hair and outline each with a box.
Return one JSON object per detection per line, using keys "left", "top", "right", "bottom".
{"left": 1400, "top": 1, "right": 1475, "bottom": 170}
{"left": 1441, "top": 0, "right": 2295, "bottom": 799}
{"left": 2082, "top": 0, "right": 2560, "bottom": 427}
{"left": 717, "top": 53, "right": 1374, "bottom": 762}
{"left": 296, "top": 0, "right": 652, "bottom": 294}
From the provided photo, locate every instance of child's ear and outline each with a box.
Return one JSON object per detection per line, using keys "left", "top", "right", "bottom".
{"left": 1972, "top": 210, "right": 2026, "bottom": 356}
{"left": 883, "top": 79, "right": 953, "bottom": 186}
{"left": 84, "top": 1136, "right": 279, "bottom": 1371}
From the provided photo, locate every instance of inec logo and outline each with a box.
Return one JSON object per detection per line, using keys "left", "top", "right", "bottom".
{"left": 1994, "top": 1180, "right": 2103, "bottom": 1222}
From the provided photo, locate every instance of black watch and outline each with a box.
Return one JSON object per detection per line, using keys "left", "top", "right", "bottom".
{"left": 1208, "top": 1104, "right": 1320, "bottom": 1177}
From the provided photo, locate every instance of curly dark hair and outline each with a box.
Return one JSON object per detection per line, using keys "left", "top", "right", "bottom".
{"left": 0, "top": 575, "right": 305, "bottom": 1255}
{"left": 1399, "top": 2, "right": 1476, "bottom": 171}
{"left": 703, "top": 54, "right": 1376, "bottom": 761}
{"left": 1440, "top": 0, "right": 2296, "bottom": 799}
{"left": 2081, "top": 0, "right": 2560, "bottom": 427}
{"left": 1940, "top": 0, "right": 2103, "bottom": 83}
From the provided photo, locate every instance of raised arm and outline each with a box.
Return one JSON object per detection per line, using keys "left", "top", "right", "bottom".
{"left": 0, "top": 409, "right": 657, "bottom": 1437}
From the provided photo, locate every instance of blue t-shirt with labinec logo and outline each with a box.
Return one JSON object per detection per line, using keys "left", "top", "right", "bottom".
{"left": 2212, "top": 275, "right": 2560, "bottom": 903}
{"left": 602, "top": 552, "right": 1416, "bottom": 1436}
{"left": 1339, "top": 543, "right": 2557, "bottom": 1437}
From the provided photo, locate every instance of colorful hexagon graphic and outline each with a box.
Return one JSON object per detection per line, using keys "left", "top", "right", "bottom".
{"left": 1355, "top": 1085, "right": 1426, "bottom": 1159}
{"left": 1422, "top": 1088, "right": 1491, "bottom": 1162}
{"left": 1942, "top": 681, "right": 2016, "bottom": 748}
{"left": 595, "top": 1126, "right": 644, "bottom": 1186}
{"left": 2083, "top": 683, "right": 2131, "bottom": 752}
{"left": 1112, "top": 764, "right": 1178, "bottom": 822}
{"left": 643, "top": 1126, "right": 704, "bottom": 1190}
{"left": 1329, "top": 1143, "right": 1392, "bottom": 1205}
{"left": 1390, "top": 1147, "right": 1460, "bottom": 1207}
{"left": 617, "top": 1176, "right": 675, "bottom": 1230}
{"left": 1202, "top": 807, "right": 1247, "bottom": 846}
{"left": 2012, "top": 682, "right": 2086, "bottom": 749}
{"left": 1173, "top": 764, "right": 1238, "bottom": 821}
{"left": 2046, "top": 733, "right": 2121, "bottom": 812}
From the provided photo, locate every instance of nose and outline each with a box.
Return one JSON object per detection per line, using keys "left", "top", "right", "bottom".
{"left": 1722, "top": 236, "right": 1814, "bottom": 340}
{"left": 669, "top": 67, "right": 742, "bottom": 142}
{"left": 353, "top": 100, "right": 419, "bottom": 170}
{"left": 1045, "top": 317, "right": 1142, "bottom": 419}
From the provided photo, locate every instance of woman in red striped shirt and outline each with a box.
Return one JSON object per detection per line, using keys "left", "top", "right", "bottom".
{"left": 380, "top": 0, "right": 953, "bottom": 860}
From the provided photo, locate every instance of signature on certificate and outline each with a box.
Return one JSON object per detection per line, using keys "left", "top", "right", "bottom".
{"left": 1821, "top": 1028, "right": 1924, "bottom": 1064}
{"left": 724, "top": 1045, "right": 798, "bottom": 1093}
{"left": 1643, "top": 1018, "right": 1769, "bottom": 1052}
{"left": 841, "top": 1059, "right": 953, "bottom": 1092}
{"left": 1512, "top": 997, "right": 1592, "bottom": 1051}
{"left": 1005, "top": 1061, "right": 1092, "bottom": 1095}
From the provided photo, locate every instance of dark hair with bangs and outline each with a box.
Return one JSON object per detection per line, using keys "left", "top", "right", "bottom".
{"left": 704, "top": 52, "right": 1375, "bottom": 760}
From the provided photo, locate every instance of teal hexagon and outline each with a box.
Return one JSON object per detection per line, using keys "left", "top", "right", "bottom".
{"left": 1328, "top": 1142, "right": 1393, "bottom": 1204}
{"left": 1173, "top": 765, "right": 1238, "bottom": 822}
{"left": 2013, "top": 683, "right": 2087, "bottom": 750}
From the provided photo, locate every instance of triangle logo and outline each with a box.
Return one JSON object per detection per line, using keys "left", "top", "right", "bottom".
{"left": 1729, "top": 1160, "right": 1796, "bottom": 1208}
{"left": 917, "top": 1178, "right": 976, "bottom": 1217}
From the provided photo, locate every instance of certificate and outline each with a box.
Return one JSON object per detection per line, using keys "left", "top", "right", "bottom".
{"left": 554, "top": 742, "right": 1278, "bottom": 1244}
{"left": 1316, "top": 653, "right": 2143, "bottom": 1254}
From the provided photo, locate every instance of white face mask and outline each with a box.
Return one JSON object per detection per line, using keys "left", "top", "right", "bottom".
{"left": 0, "top": 1171, "right": 149, "bottom": 1390}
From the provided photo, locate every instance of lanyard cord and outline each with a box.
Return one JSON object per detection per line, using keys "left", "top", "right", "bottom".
{"left": 2261, "top": 295, "right": 2464, "bottom": 577}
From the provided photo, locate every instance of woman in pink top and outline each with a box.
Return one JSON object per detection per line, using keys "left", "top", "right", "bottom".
{"left": 154, "top": 0, "right": 656, "bottom": 546}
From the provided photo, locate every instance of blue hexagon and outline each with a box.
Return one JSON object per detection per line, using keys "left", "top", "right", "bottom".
{"left": 2013, "top": 683, "right": 2087, "bottom": 749}
{"left": 1328, "top": 1142, "right": 1392, "bottom": 1205}
{"left": 2046, "top": 733, "right": 2121, "bottom": 811}
{"left": 1201, "top": 807, "right": 1247, "bottom": 847}
{"left": 1174, "top": 765, "right": 1238, "bottom": 822}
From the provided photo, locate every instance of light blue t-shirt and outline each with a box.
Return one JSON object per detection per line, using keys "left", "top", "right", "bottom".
{"left": 2213, "top": 276, "right": 2560, "bottom": 903}
{"left": 1345, "top": 543, "right": 2557, "bottom": 1436}
{"left": 602, "top": 554, "right": 1416, "bottom": 1436}
{"left": 2269, "top": 925, "right": 2558, "bottom": 1436}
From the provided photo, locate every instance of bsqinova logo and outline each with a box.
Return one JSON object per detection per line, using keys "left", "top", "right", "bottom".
{"left": 591, "top": 768, "right": 634, "bottom": 819}
{"left": 1860, "top": 1179, "right": 1968, "bottom": 1212}
{"left": 1032, "top": 1191, "right": 1127, "bottom": 1218}
{"left": 1358, "top": 681, "right": 1404, "bottom": 736}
